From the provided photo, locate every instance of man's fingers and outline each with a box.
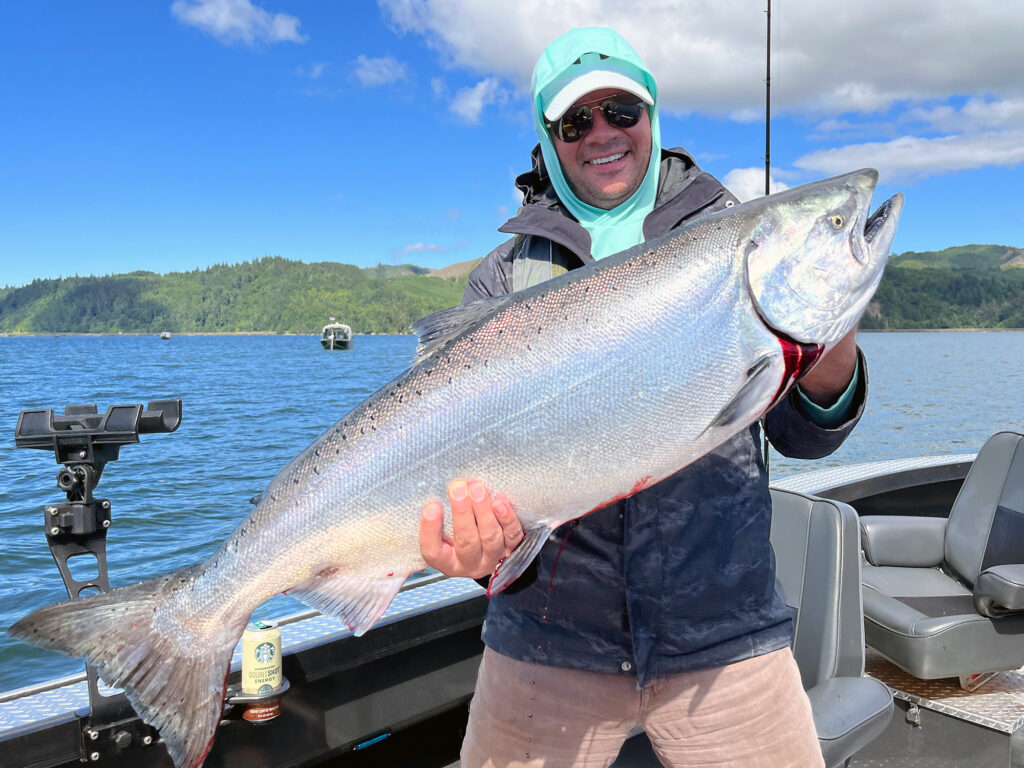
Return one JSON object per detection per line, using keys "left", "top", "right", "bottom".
{"left": 493, "top": 495, "right": 525, "bottom": 550}
{"left": 448, "top": 480, "right": 483, "bottom": 557}
{"left": 423, "top": 480, "right": 517, "bottom": 579}
{"left": 419, "top": 501, "right": 456, "bottom": 574}
{"left": 469, "top": 481, "right": 505, "bottom": 556}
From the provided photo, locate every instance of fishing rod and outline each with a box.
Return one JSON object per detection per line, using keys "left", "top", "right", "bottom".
{"left": 765, "top": 0, "right": 772, "bottom": 199}
{"left": 763, "top": 0, "right": 772, "bottom": 475}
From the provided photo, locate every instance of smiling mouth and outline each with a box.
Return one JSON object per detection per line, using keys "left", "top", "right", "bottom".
{"left": 588, "top": 151, "right": 627, "bottom": 166}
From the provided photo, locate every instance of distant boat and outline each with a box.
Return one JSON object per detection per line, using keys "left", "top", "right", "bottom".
{"left": 320, "top": 323, "right": 352, "bottom": 350}
{"left": 160, "top": 332, "right": 172, "bottom": 340}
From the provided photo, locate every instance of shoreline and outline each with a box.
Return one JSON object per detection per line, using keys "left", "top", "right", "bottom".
{"left": 0, "top": 331, "right": 407, "bottom": 338}
{"left": 2, "top": 329, "right": 1022, "bottom": 338}
{"left": 857, "top": 328, "right": 1024, "bottom": 333}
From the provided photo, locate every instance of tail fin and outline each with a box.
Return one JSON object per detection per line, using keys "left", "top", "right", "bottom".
{"left": 9, "top": 565, "right": 244, "bottom": 768}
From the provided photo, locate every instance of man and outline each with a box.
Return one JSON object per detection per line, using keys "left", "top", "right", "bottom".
{"left": 420, "top": 27, "right": 864, "bottom": 768}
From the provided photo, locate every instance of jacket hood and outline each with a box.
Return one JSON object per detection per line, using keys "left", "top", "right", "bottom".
{"left": 529, "top": 27, "right": 662, "bottom": 259}
{"left": 533, "top": 28, "right": 657, "bottom": 120}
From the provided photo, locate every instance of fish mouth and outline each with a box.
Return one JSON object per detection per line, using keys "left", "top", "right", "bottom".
{"left": 864, "top": 194, "right": 903, "bottom": 250}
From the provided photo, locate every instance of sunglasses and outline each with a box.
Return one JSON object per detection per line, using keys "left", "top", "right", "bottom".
{"left": 546, "top": 93, "right": 646, "bottom": 143}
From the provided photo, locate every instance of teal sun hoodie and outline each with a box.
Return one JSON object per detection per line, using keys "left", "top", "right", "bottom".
{"left": 532, "top": 28, "right": 662, "bottom": 259}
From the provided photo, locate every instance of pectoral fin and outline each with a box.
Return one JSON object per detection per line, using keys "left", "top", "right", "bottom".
{"left": 709, "top": 353, "right": 780, "bottom": 429}
{"left": 487, "top": 524, "right": 554, "bottom": 597}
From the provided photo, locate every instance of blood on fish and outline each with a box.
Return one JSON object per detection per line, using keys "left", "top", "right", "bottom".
{"left": 545, "top": 475, "right": 658, "bottom": 591}
{"left": 774, "top": 335, "right": 824, "bottom": 401}
{"left": 579, "top": 475, "right": 654, "bottom": 519}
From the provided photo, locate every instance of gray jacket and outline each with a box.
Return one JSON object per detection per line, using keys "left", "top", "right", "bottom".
{"left": 468, "top": 146, "right": 867, "bottom": 686}
{"left": 467, "top": 145, "right": 738, "bottom": 300}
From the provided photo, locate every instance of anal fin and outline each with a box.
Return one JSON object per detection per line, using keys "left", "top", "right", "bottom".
{"left": 487, "top": 524, "right": 554, "bottom": 597}
{"left": 288, "top": 570, "right": 408, "bottom": 636}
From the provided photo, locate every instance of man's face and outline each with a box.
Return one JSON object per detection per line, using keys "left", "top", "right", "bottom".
{"left": 550, "top": 87, "right": 652, "bottom": 210}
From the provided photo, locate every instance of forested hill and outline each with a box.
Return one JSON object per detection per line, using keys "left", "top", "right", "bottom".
{"left": 861, "top": 244, "right": 1024, "bottom": 329}
{"left": 0, "top": 257, "right": 479, "bottom": 334}
{"left": 1, "top": 246, "right": 1022, "bottom": 334}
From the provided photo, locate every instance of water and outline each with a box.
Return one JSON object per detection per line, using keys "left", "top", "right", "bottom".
{"left": 1, "top": 331, "right": 1022, "bottom": 693}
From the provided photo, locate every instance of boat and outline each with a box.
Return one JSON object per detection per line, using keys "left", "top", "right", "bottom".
{"left": 160, "top": 332, "right": 172, "bottom": 340}
{"left": 321, "top": 322, "right": 352, "bottom": 350}
{"left": 3, "top": 407, "right": 1022, "bottom": 767}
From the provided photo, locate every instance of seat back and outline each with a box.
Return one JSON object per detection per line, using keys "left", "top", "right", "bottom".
{"left": 945, "top": 431, "right": 1024, "bottom": 585}
{"left": 770, "top": 489, "right": 864, "bottom": 689}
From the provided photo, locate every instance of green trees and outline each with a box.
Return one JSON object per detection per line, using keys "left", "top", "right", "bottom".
{"left": 0, "top": 257, "right": 470, "bottom": 334}
{"left": 859, "top": 246, "right": 1024, "bottom": 330}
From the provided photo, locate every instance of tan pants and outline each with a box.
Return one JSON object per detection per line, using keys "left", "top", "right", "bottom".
{"left": 461, "top": 646, "right": 824, "bottom": 768}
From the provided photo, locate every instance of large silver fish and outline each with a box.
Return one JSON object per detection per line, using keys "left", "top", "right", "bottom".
{"left": 11, "top": 168, "right": 902, "bottom": 768}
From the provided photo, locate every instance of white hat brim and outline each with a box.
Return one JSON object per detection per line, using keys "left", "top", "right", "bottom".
{"left": 543, "top": 70, "right": 654, "bottom": 121}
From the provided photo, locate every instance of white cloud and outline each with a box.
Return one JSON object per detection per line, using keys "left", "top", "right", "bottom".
{"left": 377, "top": 0, "right": 1024, "bottom": 117}
{"left": 795, "top": 130, "right": 1024, "bottom": 182}
{"left": 451, "top": 78, "right": 507, "bottom": 123}
{"left": 171, "top": 0, "right": 307, "bottom": 46}
{"left": 794, "top": 97, "right": 1024, "bottom": 184}
{"left": 430, "top": 77, "right": 446, "bottom": 98}
{"left": 813, "top": 118, "right": 887, "bottom": 140}
{"left": 398, "top": 242, "right": 448, "bottom": 254}
{"left": 353, "top": 55, "right": 408, "bottom": 87}
{"left": 378, "top": 1, "right": 1024, "bottom": 183}
{"left": 903, "top": 97, "right": 1024, "bottom": 133}
{"left": 723, "top": 168, "right": 789, "bottom": 202}
{"left": 295, "top": 61, "right": 327, "bottom": 79}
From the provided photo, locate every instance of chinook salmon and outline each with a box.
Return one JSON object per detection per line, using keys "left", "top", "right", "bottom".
{"left": 11, "top": 169, "right": 902, "bottom": 768}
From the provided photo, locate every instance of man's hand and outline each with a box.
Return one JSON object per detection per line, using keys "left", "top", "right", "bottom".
{"left": 419, "top": 480, "right": 524, "bottom": 579}
{"left": 798, "top": 326, "right": 859, "bottom": 407}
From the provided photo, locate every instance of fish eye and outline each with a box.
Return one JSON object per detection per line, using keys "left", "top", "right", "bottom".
{"left": 829, "top": 213, "right": 845, "bottom": 229}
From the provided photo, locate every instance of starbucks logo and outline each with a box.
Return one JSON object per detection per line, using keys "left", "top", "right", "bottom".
{"left": 254, "top": 641, "right": 276, "bottom": 664}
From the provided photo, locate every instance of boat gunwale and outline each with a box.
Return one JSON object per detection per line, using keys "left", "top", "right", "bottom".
{"left": 0, "top": 455, "right": 976, "bottom": 710}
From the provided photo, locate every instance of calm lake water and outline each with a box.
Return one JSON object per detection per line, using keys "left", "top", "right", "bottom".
{"left": 1, "top": 331, "right": 1023, "bottom": 692}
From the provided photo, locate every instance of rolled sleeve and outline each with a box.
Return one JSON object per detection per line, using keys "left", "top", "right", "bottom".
{"left": 794, "top": 357, "right": 861, "bottom": 429}
{"left": 763, "top": 347, "right": 868, "bottom": 459}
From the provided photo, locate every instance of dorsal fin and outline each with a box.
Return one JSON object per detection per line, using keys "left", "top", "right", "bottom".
{"left": 409, "top": 295, "right": 511, "bottom": 365}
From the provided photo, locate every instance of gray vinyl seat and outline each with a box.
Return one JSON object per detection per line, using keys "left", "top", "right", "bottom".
{"left": 859, "top": 430, "right": 1024, "bottom": 680}
{"left": 611, "top": 489, "right": 893, "bottom": 768}
{"left": 770, "top": 488, "right": 894, "bottom": 768}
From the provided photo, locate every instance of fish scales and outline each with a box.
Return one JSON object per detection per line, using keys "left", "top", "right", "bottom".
{"left": 9, "top": 169, "right": 903, "bottom": 768}
{"left": 235, "top": 220, "right": 747, "bottom": 590}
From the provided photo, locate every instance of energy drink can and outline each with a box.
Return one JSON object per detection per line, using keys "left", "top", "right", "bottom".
{"left": 241, "top": 620, "right": 282, "bottom": 722}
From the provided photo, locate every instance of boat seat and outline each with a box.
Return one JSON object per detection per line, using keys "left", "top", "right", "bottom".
{"left": 860, "top": 430, "right": 1024, "bottom": 680}
{"left": 610, "top": 489, "right": 893, "bottom": 768}
{"left": 770, "top": 488, "right": 894, "bottom": 768}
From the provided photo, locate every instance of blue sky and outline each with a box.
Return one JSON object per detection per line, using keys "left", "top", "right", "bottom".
{"left": 2, "top": 1, "right": 1023, "bottom": 289}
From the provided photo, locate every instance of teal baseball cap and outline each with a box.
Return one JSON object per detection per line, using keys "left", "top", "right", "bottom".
{"left": 534, "top": 27, "right": 657, "bottom": 120}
